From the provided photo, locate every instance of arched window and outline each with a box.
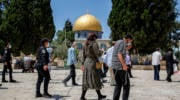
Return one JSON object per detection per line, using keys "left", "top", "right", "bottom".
{"left": 100, "top": 43, "right": 106, "bottom": 50}
{"left": 77, "top": 43, "right": 83, "bottom": 49}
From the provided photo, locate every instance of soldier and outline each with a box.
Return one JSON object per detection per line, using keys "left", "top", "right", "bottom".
{"left": 35, "top": 38, "right": 52, "bottom": 98}
{"left": 2, "top": 42, "right": 16, "bottom": 83}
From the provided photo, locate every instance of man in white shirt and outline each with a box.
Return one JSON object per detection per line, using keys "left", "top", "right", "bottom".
{"left": 152, "top": 48, "right": 162, "bottom": 80}
{"left": 104, "top": 41, "right": 115, "bottom": 85}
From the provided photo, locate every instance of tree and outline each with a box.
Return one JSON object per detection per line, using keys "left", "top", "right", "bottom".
{"left": 55, "top": 20, "right": 74, "bottom": 45}
{"left": 0, "top": 0, "right": 55, "bottom": 55}
{"left": 0, "top": 0, "right": 10, "bottom": 53}
{"left": 52, "top": 19, "right": 74, "bottom": 59}
{"left": 108, "top": 0, "right": 177, "bottom": 53}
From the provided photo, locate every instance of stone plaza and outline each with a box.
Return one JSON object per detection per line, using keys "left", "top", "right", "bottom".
{"left": 0, "top": 66, "right": 180, "bottom": 100}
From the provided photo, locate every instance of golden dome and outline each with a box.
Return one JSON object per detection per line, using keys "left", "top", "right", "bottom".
{"left": 73, "top": 14, "right": 102, "bottom": 32}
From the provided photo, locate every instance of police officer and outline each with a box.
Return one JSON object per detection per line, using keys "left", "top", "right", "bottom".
{"left": 35, "top": 38, "right": 52, "bottom": 98}
{"left": 2, "top": 42, "right": 16, "bottom": 83}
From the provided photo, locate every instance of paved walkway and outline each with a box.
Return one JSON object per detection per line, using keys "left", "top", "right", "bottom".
{"left": 0, "top": 68, "right": 180, "bottom": 100}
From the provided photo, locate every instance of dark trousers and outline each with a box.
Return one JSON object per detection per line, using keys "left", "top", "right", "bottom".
{"left": 127, "top": 65, "right": 133, "bottom": 77}
{"left": 2, "top": 61, "right": 13, "bottom": 80}
{"left": 63, "top": 64, "right": 76, "bottom": 84}
{"left": 153, "top": 65, "right": 160, "bottom": 80}
{"left": 36, "top": 68, "right": 50, "bottom": 94}
{"left": 113, "top": 70, "right": 130, "bottom": 100}
{"left": 166, "top": 63, "right": 173, "bottom": 81}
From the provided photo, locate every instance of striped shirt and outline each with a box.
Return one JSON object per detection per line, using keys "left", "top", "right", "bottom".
{"left": 112, "top": 40, "right": 126, "bottom": 70}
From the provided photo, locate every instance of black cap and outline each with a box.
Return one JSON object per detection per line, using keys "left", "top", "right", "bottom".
{"left": 41, "top": 38, "right": 49, "bottom": 45}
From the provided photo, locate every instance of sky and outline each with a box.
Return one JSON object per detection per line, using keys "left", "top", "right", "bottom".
{"left": 51, "top": 0, "right": 180, "bottom": 39}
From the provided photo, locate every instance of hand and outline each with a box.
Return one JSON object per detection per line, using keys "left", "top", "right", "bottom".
{"left": 43, "top": 65, "right": 48, "bottom": 71}
{"left": 81, "top": 65, "right": 85, "bottom": 71}
{"left": 122, "top": 65, "right": 128, "bottom": 71}
{"left": 4, "top": 62, "right": 7, "bottom": 65}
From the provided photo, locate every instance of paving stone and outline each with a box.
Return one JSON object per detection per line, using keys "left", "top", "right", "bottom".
{"left": 0, "top": 69, "right": 179, "bottom": 100}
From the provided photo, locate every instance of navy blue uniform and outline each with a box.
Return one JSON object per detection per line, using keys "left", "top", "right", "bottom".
{"left": 2, "top": 48, "right": 13, "bottom": 81}
{"left": 36, "top": 46, "right": 50, "bottom": 95}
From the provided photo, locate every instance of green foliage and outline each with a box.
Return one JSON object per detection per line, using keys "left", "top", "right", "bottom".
{"left": 0, "top": 0, "right": 55, "bottom": 55}
{"left": 52, "top": 41, "right": 68, "bottom": 60}
{"left": 108, "top": 0, "right": 177, "bottom": 53}
{"left": 52, "top": 19, "right": 75, "bottom": 59}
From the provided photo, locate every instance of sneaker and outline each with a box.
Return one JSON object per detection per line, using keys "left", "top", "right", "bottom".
{"left": 43, "top": 93, "right": 52, "bottom": 98}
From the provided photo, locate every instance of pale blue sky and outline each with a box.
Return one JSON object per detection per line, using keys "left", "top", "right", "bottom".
{"left": 51, "top": 0, "right": 180, "bottom": 39}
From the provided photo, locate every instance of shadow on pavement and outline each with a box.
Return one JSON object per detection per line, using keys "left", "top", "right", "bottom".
{"left": 172, "top": 81, "right": 180, "bottom": 82}
{"left": 0, "top": 87, "right": 8, "bottom": 89}
{"left": 52, "top": 94, "right": 70, "bottom": 100}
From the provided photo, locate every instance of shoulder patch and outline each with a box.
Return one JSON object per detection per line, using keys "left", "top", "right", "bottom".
{"left": 5, "top": 50, "right": 7, "bottom": 54}
{"left": 42, "top": 49, "right": 46, "bottom": 53}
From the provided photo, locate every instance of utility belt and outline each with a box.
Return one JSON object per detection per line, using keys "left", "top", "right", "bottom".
{"left": 34, "top": 62, "right": 43, "bottom": 70}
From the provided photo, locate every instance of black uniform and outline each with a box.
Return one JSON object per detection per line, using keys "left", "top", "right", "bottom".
{"left": 35, "top": 46, "right": 50, "bottom": 96}
{"left": 2, "top": 47, "right": 13, "bottom": 82}
{"left": 165, "top": 51, "right": 174, "bottom": 82}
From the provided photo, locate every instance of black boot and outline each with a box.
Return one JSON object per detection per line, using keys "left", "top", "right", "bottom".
{"left": 44, "top": 78, "right": 52, "bottom": 98}
{"left": 36, "top": 92, "right": 43, "bottom": 98}
{"left": 80, "top": 90, "right": 87, "bottom": 100}
{"left": 43, "top": 92, "right": 52, "bottom": 98}
{"left": 10, "top": 79, "right": 16, "bottom": 83}
{"left": 96, "top": 90, "right": 106, "bottom": 100}
{"left": 2, "top": 78, "right": 8, "bottom": 83}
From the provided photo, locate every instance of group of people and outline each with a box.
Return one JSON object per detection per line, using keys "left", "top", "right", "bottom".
{"left": 78, "top": 33, "right": 134, "bottom": 100}
{"left": 59, "top": 33, "right": 134, "bottom": 100}
{"left": 1, "top": 32, "right": 178, "bottom": 100}
{"left": 0, "top": 33, "right": 134, "bottom": 100}
{"left": 152, "top": 48, "right": 178, "bottom": 82}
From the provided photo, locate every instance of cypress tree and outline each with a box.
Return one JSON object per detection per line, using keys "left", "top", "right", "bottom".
{"left": 108, "top": 0, "right": 177, "bottom": 53}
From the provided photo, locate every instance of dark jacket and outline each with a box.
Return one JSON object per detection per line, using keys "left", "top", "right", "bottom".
{"left": 36, "top": 46, "right": 49, "bottom": 67}
{"left": 165, "top": 51, "right": 174, "bottom": 66}
{"left": 2, "top": 48, "right": 12, "bottom": 62}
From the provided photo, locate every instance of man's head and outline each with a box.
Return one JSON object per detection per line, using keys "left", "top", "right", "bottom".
{"left": 156, "top": 48, "right": 160, "bottom": 51}
{"left": 126, "top": 42, "right": 133, "bottom": 50}
{"left": 5, "top": 42, "right": 11, "bottom": 49}
{"left": 71, "top": 42, "right": 76, "bottom": 48}
{"left": 124, "top": 34, "right": 133, "bottom": 43}
{"left": 168, "top": 48, "right": 173, "bottom": 52}
{"left": 111, "top": 41, "right": 116, "bottom": 46}
{"left": 41, "top": 38, "right": 49, "bottom": 48}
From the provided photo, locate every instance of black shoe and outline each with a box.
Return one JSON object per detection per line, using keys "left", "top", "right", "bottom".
{"left": 0, "top": 84, "right": 2, "bottom": 86}
{"left": 72, "top": 83, "right": 78, "bottom": 86}
{"left": 98, "top": 95, "right": 106, "bottom": 100}
{"left": 10, "top": 79, "right": 16, "bottom": 83}
{"left": 63, "top": 81, "right": 67, "bottom": 87}
{"left": 166, "top": 78, "right": 172, "bottom": 82}
{"left": 80, "top": 97, "right": 87, "bottom": 100}
{"left": 130, "top": 76, "right": 134, "bottom": 78}
{"left": 2, "top": 80, "right": 8, "bottom": 83}
{"left": 36, "top": 93, "right": 43, "bottom": 98}
{"left": 43, "top": 93, "right": 52, "bottom": 98}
